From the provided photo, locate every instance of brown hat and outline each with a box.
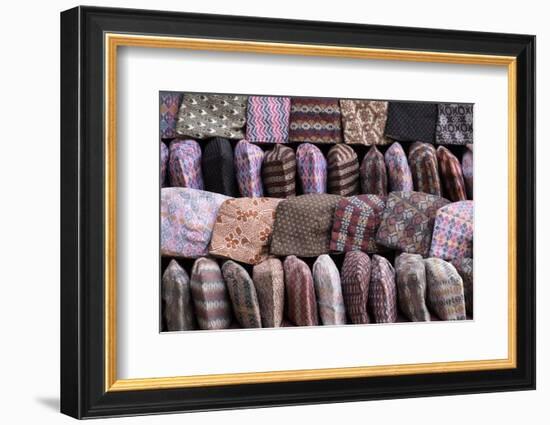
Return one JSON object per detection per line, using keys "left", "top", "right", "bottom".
{"left": 252, "top": 258, "right": 285, "bottom": 328}
{"left": 327, "top": 144, "right": 360, "bottom": 196}
{"left": 262, "top": 144, "right": 296, "bottom": 198}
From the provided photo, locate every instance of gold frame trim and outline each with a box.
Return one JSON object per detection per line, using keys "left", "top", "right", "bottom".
{"left": 104, "top": 33, "right": 517, "bottom": 392}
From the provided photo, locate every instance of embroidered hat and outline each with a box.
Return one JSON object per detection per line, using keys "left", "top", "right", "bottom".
{"left": 395, "top": 253, "right": 430, "bottom": 322}
{"left": 162, "top": 260, "right": 196, "bottom": 331}
{"left": 451, "top": 257, "right": 473, "bottom": 316}
{"left": 289, "top": 97, "right": 342, "bottom": 143}
{"left": 430, "top": 201, "right": 474, "bottom": 260}
{"left": 341, "top": 251, "right": 371, "bottom": 324}
{"left": 252, "top": 258, "right": 285, "bottom": 328}
{"left": 436, "top": 103, "right": 473, "bottom": 145}
{"left": 424, "top": 257, "right": 466, "bottom": 320}
{"left": 339, "top": 100, "right": 392, "bottom": 145}
{"left": 246, "top": 96, "right": 291, "bottom": 143}
{"left": 283, "top": 256, "right": 319, "bottom": 326}
{"left": 169, "top": 139, "right": 204, "bottom": 189}
{"left": 209, "top": 197, "right": 282, "bottom": 265}
{"left": 385, "top": 101, "right": 438, "bottom": 143}
{"left": 462, "top": 149, "right": 473, "bottom": 199}
{"left": 408, "top": 142, "right": 441, "bottom": 196}
{"left": 234, "top": 139, "right": 264, "bottom": 197}
{"left": 312, "top": 255, "right": 346, "bottom": 325}
{"left": 160, "top": 141, "right": 169, "bottom": 187}
{"left": 385, "top": 142, "right": 413, "bottom": 192}
{"left": 296, "top": 143, "right": 327, "bottom": 194}
{"left": 327, "top": 144, "right": 360, "bottom": 196}
{"left": 262, "top": 144, "right": 296, "bottom": 198}
{"left": 202, "top": 137, "right": 237, "bottom": 197}
{"left": 222, "top": 260, "right": 262, "bottom": 328}
{"left": 368, "top": 255, "right": 397, "bottom": 323}
{"left": 437, "top": 146, "right": 467, "bottom": 202}
{"left": 161, "top": 188, "right": 230, "bottom": 258}
{"left": 360, "top": 146, "right": 388, "bottom": 196}
{"left": 160, "top": 92, "right": 182, "bottom": 140}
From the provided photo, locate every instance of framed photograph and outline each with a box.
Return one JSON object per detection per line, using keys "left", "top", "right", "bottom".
{"left": 60, "top": 6, "right": 535, "bottom": 419}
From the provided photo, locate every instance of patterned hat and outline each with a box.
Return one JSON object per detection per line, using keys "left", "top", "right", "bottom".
{"left": 169, "top": 139, "right": 204, "bottom": 189}
{"left": 262, "top": 144, "right": 296, "bottom": 198}
{"left": 376, "top": 191, "right": 450, "bottom": 257}
{"left": 330, "top": 195, "right": 386, "bottom": 253}
{"left": 246, "top": 96, "right": 291, "bottom": 143}
{"left": 160, "top": 92, "right": 182, "bottom": 140}
{"left": 462, "top": 149, "right": 473, "bottom": 199}
{"left": 360, "top": 146, "right": 388, "bottom": 196}
{"left": 296, "top": 143, "right": 327, "bottom": 194}
{"left": 283, "top": 256, "right": 318, "bottom": 326}
{"left": 452, "top": 257, "right": 473, "bottom": 316}
{"left": 161, "top": 188, "right": 230, "bottom": 258}
{"left": 289, "top": 97, "right": 342, "bottom": 143}
{"left": 436, "top": 103, "right": 473, "bottom": 145}
{"left": 327, "top": 144, "right": 360, "bottom": 196}
{"left": 339, "top": 100, "right": 391, "bottom": 145}
{"left": 234, "top": 139, "right": 264, "bottom": 197}
{"left": 430, "top": 201, "right": 474, "bottom": 260}
{"left": 270, "top": 194, "right": 341, "bottom": 257}
{"left": 437, "top": 146, "right": 467, "bottom": 202}
{"left": 252, "top": 258, "right": 285, "bottom": 328}
{"left": 395, "top": 253, "right": 430, "bottom": 322}
{"left": 385, "top": 102, "right": 438, "bottom": 143}
{"left": 341, "top": 251, "right": 371, "bottom": 324}
{"left": 408, "top": 142, "right": 441, "bottom": 196}
{"left": 312, "top": 255, "right": 346, "bottom": 325}
{"left": 209, "top": 197, "right": 282, "bottom": 265}
{"left": 385, "top": 142, "right": 413, "bottom": 192}
{"left": 162, "top": 259, "right": 196, "bottom": 331}
{"left": 190, "top": 257, "right": 232, "bottom": 330}
{"left": 160, "top": 141, "right": 169, "bottom": 187}
{"left": 368, "top": 255, "right": 397, "bottom": 323}
{"left": 424, "top": 258, "right": 466, "bottom": 320}
{"left": 176, "top": 93, "right": 247, "bottom": 139}
{"left": 202, "top": 137, "right": 237, "bottom": 197}
{"left": 222, "top": 260, "right": 262, "bottom": 328}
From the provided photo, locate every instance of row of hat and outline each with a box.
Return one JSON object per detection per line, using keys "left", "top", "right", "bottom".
{"left": 160, "top": 92, "right": 473, "bottom": 146}
{"left": 162, "top": 252, "right": 472, "bottom": 332}
{"left": 161, "top": 138, "right": 473, "bottom": 201}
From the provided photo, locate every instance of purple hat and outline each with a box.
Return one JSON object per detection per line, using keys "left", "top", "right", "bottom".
{"left": 160, "top": 141, "right": 169, "bottom": 187}
{"left": 160, "top": 92, "right": 182, "bottom": 139}
{"left": 234, "top": 139, "right": 264, "bottom": 197}
{"left": 385, "top": 142, "right": 413, "bottom": 192}
{"left": 168, "top": 139, "right": 204, "bottom": 189}
{"left": 296, "top": 143, "right": 327, "bottom": 194}
{"left": 360, "top": 146, "right": 388, "bottom": 196}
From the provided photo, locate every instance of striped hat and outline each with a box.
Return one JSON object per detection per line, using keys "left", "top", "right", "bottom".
{"left": 246, "top": 96, "right": 290, "bottom": 143}
{"left": 385, "top": 102, "right": 438, "bottom": 143}
{"left": 340, "top": 100, "right": 392, "bottom": 145}
{"left": 262, "top": 144, "right": 296, "bottom": 198}
{"left": 162, "top": 259, "right": 196, "bottom": 331}
{"left": 341, "top": 251, "right": 371, "bottom": 324}
{"left": 385, "top": 142, "right": 413, "bottom": 192}
{"left": 169, "top": 139, "right": 204, "bottom": 189}
{"left": 437, "top": 146, "right": 467, "bottom": 201}
{"left": 160, "top": 92, "right": 182, "bottom": 140}
{"left": 435, "top": 103, "right": 473, "bottom": 145}
{"left": 408, "top": 142, "right": 441, "bottom": 196}
{"left": 462, "top": 149, "right": 473, "bottom": 199}
{"left": 424, "top": 258, "right": 466, "bottom": 320}
{"left": 190, "top": 257, "right": 232, "bottom": 330}
{"left": 296, "top": 143, "right": 327, "bottom": 194}
{"left": 283, "top": 256, "right": 319, "bottom": 326}
{"left": 312, "top": 255, "right": 346, "bottom": 325}
{"left": 289, "top": 97, "right": 342, "bottom": 144}
{"left": 234, "top": 139, "right": 264, "bottom": 197}
{"left": 360, "top": 146, "right": 388, "bottom": 196}
{"left": 202, "top": 137, "right": 237, "bottom": 197}
{"left": 395, "top": 253, "right": 430, "bottom": 322}
{"left": 430, "top": 200, "right": 474, "bottom": 260}
{"left": 368, "top": 255, "right": 397, "bottom": 323}
{"left": 160, "top": 141, "right": 169, "bottom": 187}
{"left": 327, "top": 144, "right": 360, "bottom": 196}
{"left": 222, "top": 260, "right": 262, "bottom": 328}
{"left": 451, "top": 257, "right": 473, "bottom": 316}
{"left": 252, "top": 258, "right": 285, "bottom": 328}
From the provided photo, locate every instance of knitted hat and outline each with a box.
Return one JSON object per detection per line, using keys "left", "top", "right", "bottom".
{"left": 202, "top": 137, "right": 237, "bottom": 197}
{"left": 234, "top": 139, "right": 264, "bottom": 197}
{"left": 222, "top": 260, "right": 262, "bottom": 328}
{"left": 424, "top": 258, "right": 466, "bottom": 320}
{"left": 341, "top": 251, "right": 371, "bottom": 324}
{"left": 160, "top": 141, "right": 169, "bottom": 187}
{"left": 340, "top": 100, "right": 392, "bottom": 145}
{"left": 246, "top": 96, "right": 291, "bottom": 143}
{"left": 161, "top": 188, "right": 230, "bottom": 258}
{"left": 451, "top": 257, "right": 473, "bottom": 316}
{"left": 312, "top": 255, "right": 346, "bottom": 325}
{"left": 437, "top": 146, "right": 467, "bottom": 202}
{"left": 190, "top": 257, "right": 232, "bottom": 330}
{"left": 408, "top": 142, "right": 441, "bottom": 196}
{"left": 385, "top": 142, "right": 413, "bottom": 192}
{"left": 368, "top": 255, "right": 397, "bottom": 324}
{"left": 162, "top": 259, "right": 196, "bottom": 331}
{"left": 395, "top": 253, "right": 430, "bottom": 322}
{"left": 289, "top": 97, "right": 342, "bottom": 143}
{"left": 209, "top": 197, "right": 282, "bottom": 265}
{"left": 435, "top": 103, "right": 473, "bottom": 145}
{"left": 327, "top": 144, "right": 360, "bottom": 196}
{"left": 283, "top": 256, "right": 318, "bottom": 326}
{"left": 160, "top": 92, "right": 182, "bottom": 140}
{"left": 252, "top": 258, "right": 285, "bottom": 328}
{"left": 462, "top": 149, "right": 473, "bottom": 199}
{"left": 296, "top": 143, "right": 327, "bottom": 194}
{"left": 270, "top": 194, "right": 341, "bottom": 257}
{"left": 376, "top": 191, "right": 450, "bottom": 257}
{"left": 176, "top": 93, "right": 247, "bottom": 139}
{"left": 262, "top": 144, "right": 296, "bottom": 198}
{"left": 169, "top": 139, "right": 204, "bottom": 189}
{"left": 385, "top": 102, "right": 438, "bottom": 143}
{"left": 330, "top": 194, "right": 386, "bottom": 253}
{"left": 360, "top": 146, "right": 388, "bottom": 196}
{"left": 430, "top": 201, "right": 474, "bottom": 260}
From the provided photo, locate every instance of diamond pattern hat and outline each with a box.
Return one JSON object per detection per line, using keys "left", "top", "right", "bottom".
{"left": 296, "top": 143, "right": 328, "bottom": 194}
{"left": 327, "top": 144, "right": 360, "bottom": 196}
{"left": 312, "top": 255, "right": 346, "bottom": 325}
{"left": 341, "top": 251, "right": 371, "bottom": 324}
{"left": 284, "top": 256, "right": 319, "bottom": 326}
{"left": 360, "top": 146, "right": 388, "bottom": 196}
{"left": 408, "top": 141, "right": 441, "bottom": 196}
{"left": 368, "top": 255, "right": 397, "bottom": 323}
{"left": 222, "top": 260, "right": 262, "bottom": 328}
{"left": 234, "top": 139, "right": 264, "bottom": 197}
{"left": 169, "top": 139, "right": 204, "bottom": 189}
{"left": 429, "top": 200, "right": 474, "bottom": 260}
{"left": 385, "top": 142, "right": 413, "bottom": 192}
{"left": 160, "top": 92, "right": 182, "bottom": 140}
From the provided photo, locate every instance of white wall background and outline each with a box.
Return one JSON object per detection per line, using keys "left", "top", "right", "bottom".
{"left": 0, "top": 0, "right": 545, "bottom": 423}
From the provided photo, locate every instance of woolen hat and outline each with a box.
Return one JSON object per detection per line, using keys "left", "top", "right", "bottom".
{"left": 385, "top": 142, "right": 413, "bottom": 192}
{"left": 262, "top": 144, "right": 296, "bottom": 198}
{"left": 289, "top": 97, "right": 342, "bottom": 143}
{"left": 312, "top": 255, "right": 346, "bottom": 325}
{"left": 435, "top": 103, "right": 473, "bottom": 145}
{"left": 341, "top": 251, "right": 371, "bottom": 324}
{"left": 246, "top": 96, "right": 291, "bottom": 143}
{"left": 234, "top": 139, "right": 264, "bottom": 197}
{"left": 339, "top": 100, "right": 391, "bottom": 145}
{"left": 437, "top": 146, "right": 467, "bottom": 201}
{"left": 395, "top": 253, "right": 430, "bottom": 322}
{"left": 160, "top": 141, "right": 169, "bottom": 187}
{"left": 408, "top": 142, "right": 441, "bottom": 196}
{"left": 360, "top": 146, "right": 388, "bottom": 196}
{"left": 451, "top": 257, "right": 473, "bottom": 316}
{"left": 385, "top": 101, "right": 438, "bottom": 143}
{"left": 169, "top": 139, "right": 204, "bottom": 189}
{"left": 222, "top": 260, "right": 262, "bottom": 328}
{"left": 162, "top": 259, "right": 196, "bottom": 331}
{"left": 252, "top": 258, "right": 285, "bottom": 328}
{"left": 430, "top": 200, "right": 474, "bottom": 260}
{"left": 160, "top": 92, "right": 182, "bottom": 140}
{"left": 424, "top": 257, "right": 466, "bottom": 320}
{"left": 202, "top": 137, "right": 237, "bottom": 197}
{"left": 462, "top": 149, "right": 473, "bottom": 199}
{"left": 368, "top": 255, "right": 397, "bottom": 323}
{"left": 327, "top": 144, "right": 360, "bottom": 196}
{"left": 283, "top": 256, "right": 318, "bottom": 326}
{"left": 296, "top": 143, "right": 327, "bottom": 194}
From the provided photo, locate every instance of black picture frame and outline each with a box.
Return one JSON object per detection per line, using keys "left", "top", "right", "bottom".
{"left": 61, "top": 5, "right": 535, "bottom": 419}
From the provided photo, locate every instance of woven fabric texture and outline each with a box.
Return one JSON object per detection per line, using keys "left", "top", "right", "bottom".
{"left": 246, "top": 96, "right": 291, "bottom": 143}
{"left": 425, "top": 257, "right": 466, "bottom": 320}
{"left": 312, "top": 255, "right": 346, "bottom": 325}
{"left": 360, "top": 146, "right": 388, "bottom": 196}
{"left": 289, "top": 97, "right": 342, "bottom": 143}
{"left": 284, "top": 256, "right": 319, "bottom": 326}
{"left": 395, "top": 253, "right": 431, "bottom": 322}
{"left": 385, "top": 142, "right": 413, "bottom": 192}
{"left": 341, "top": 251, "right": 371, "bottom": 324}
{"left": 222, "top": 260, "right": 262, "bottom": 328}
{"left": 327, "top": 144, "right": 360, "bottom": 196}
{"left": 296, "top": 143, "right": 328, "bottom": 194}
{"left": 252, "top": 258, "right": 285, "bottom": 328}
{"left": 408, "top": 142, "right": 441, "bottom": 196}
{"left": 262, "top": 144, "right": 296, "bottom": 198}
{"left": 162, "top": 260, "right": 196, "bottom": 331}
{"left": 340, "top": 100, "right": 392, "bottom": 145}
{"left": 234, "top": 139, "right": 264, "bottom": 197}
{"left": 169, "top": 139, "right": 204, "bottom": 189}
{"left": 368, "top": 255, "right": 397, "bottom": 323}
